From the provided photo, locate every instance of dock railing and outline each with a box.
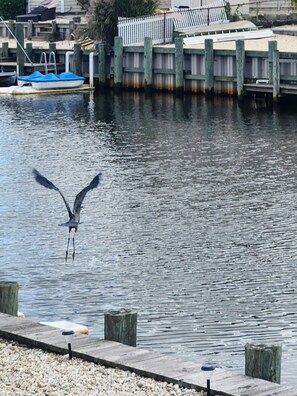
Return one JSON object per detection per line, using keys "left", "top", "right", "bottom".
{"left": 118, "top": 0, "right": 228, "bottom": 46}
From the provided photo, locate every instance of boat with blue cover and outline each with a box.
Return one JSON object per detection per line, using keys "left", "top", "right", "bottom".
{"left": 18, "top": 71, "right": 84, "bottom": 90}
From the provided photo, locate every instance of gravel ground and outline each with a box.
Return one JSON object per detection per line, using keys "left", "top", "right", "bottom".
{"left": 0, "top": 338, "right": 204, "bottom": 396}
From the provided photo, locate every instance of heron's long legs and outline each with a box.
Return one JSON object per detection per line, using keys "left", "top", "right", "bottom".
{"left": 65, "top": 229, "right": 71, "bottom": 262}
{"left": 72, "top": 230, "right": 77, "bottom": 261}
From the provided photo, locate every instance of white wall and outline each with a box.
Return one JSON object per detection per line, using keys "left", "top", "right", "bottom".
{"left": 28, "top": 0, "right": 82, "bottom": 14}
{"left": 171, "top": 0, "right": 249, "bottom": 13}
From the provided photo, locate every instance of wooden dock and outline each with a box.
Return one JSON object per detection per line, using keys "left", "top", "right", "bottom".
{"left": 0, "top": 313, "right": 297, "bottom": 395}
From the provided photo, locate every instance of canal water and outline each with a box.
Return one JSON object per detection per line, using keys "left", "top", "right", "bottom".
{"left": 1, "top": 92, "right": 297, "bottom": 386}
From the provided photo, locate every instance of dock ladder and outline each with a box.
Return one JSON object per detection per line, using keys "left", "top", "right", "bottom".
{"left": 39, "top": 51, "right": 57, "bottom": 74}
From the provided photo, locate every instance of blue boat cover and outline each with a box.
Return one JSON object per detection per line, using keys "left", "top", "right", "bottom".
{"left": 18, "top": 71, "right": 44, "bottom": 81}
{"left": 18, "top": 71, "right": 84, "bottom": 82}
{"left": 59, "top": 72, "right": 84, "bottom": 81}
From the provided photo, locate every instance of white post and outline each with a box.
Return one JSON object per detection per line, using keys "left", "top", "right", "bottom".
{"left": 60, "top": 0, "right": 65, "bottom": 13}
{"left": 89, "top": 52, "right": 94, "bottom": 89}
{"left": 65, "top": 51, "right": 74, "bottom": 72}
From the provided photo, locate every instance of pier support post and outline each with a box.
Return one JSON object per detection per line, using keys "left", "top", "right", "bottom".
{"left": 0, "top": 282, "right": 19, "bottom": 316}
{"left": 98, "top": 43, "right": 106, "bottom": 90}
{"left": 26, "top": 43, "right": 33, "bottom": 62}
{"left": 144, "top": 36, "right": 153, "bottom": 93}
{"left": 104, "top": 308, "right": 137, "bottom": 347}
{"left": 204, "top": 39, "right": 214, "bottom": 98}
{"left": 8, "top": 20, "right": 14, "bottom": 39}
{"left": 2, "top": 42, "right": 9, "bottom": 58}
{"left": 114, "top": 36, "right": 123, "bottom": 92}
{"left": 15, "top": 23, "right": 25, "bottom": 76}
{"left": 272, "top": 48, "right": 280, "bottom": 101}
{"left": 27, "top": 20, "right": 33, "bottom": 40}
{"left": 73, "top": 43, "right": 82, "bottom": 76}
{"left": 49, "top": 42, "right": 56, "bottom": 54}
{"left": 175, "top": 37, "right": 184, "bottom": 96}
{"left": 51, "top": 20, "right": 57, "bottom": 41}
{"left": 236, "top": 39, "right": 245, "bottom": 100}
{"left": 268, "top": 40, "right": 277, "bottom": 84}
{"left": 245, "top": 343, "right": 282, "bottom": 384}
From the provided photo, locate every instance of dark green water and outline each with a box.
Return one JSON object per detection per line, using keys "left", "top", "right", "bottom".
{"left": 1, "top": 91, "right": 297, "bottom": 386}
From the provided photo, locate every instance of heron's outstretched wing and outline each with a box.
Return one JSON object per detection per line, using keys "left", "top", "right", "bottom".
{"left": 73, "top": 173, "right": 102, "bottom": 215}
{"left": 32, "top": 168, "right": 73, "bottom": 219}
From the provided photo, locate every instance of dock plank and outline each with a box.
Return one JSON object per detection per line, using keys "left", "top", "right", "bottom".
{"left": 0, "top": 313, "right": 296, "bottom": 395}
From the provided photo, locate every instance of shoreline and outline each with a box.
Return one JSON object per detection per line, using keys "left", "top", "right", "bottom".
{"left": 0, "top": 338, "right": 202, "bottom": 396}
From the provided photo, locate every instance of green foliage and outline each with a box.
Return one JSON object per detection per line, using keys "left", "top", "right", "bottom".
{"left": 87, "top": 0, "right": 159, "bottom": 46}
{"left": 0, "top": 0, "right": 26, "bottom": 20}
{"left": 77, "top": 0, "right": 90, "bottom": 11}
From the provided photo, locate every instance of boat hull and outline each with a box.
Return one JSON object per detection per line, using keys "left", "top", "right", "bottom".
{"left": 0, "top": 72, "right": 17, "bottom": 87}
{"left": 31, "top": 79, "right": 84, "bottom": 90}
{"left": 18, "top": 71, "right": 84, "bottom": 90}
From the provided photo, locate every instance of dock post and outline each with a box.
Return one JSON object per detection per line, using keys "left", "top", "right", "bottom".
{"left": 8, "top": 20, "right": 14, "bottom": 39}
{"left": 114, "top": 36, "right": 123, "bottom": 92}
{"left": 51, "top": 20, "right": 57, "bottom": 41}
{"left": 26, "top": 42, "right": 33, "bottom": 62}
{"left": 0, "top": 282, "right": 19, "bottom": 316}
{"left": 144, "top": 36, "right": 153, "bottom": 93}
{"left": 175, "top": 36, "right": 184, "bottom": 96}
{"left": 272, "top": 48, "right": 280, "bottom": 101}
{"left": 236, "top": 39, "right": 245, "bottom": 100}
{"left": 73, "top": 43, "right": 82, "bottom": 76}
{"left": 268, "top": 40, "right": 277, "bottom": 84}
{"left": 104, "top": 308, "right": 137, "bottom": 347}
{"left": 245, "top": 343, "right": 282, "bottom": 384}
{"left": 49, "top": 42, "right": 56, "bottom": 54}
{"left": 2, "top": 42, "right": 9, "bottom": 58}
{"left": 15, "top": 23, "right": 25, "bottom": 76}
{"left": 27, "top": 20, "right": 33, "bottom": 40}
{"left": 97, "top": 43, "right": 106, "bottom": 90}
{"left": 204, "top": 39, "right": 214, "bottom": 98}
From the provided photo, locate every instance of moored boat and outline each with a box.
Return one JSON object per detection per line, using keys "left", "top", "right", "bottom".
{"left": 18, "top": 71, "right": 84, "bottom": 90}
{"left": 0, "top": 71, "right": 17, "bottom": 87}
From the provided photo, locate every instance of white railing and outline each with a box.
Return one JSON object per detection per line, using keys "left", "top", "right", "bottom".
{"left": 118, "top": 0, "right": 227, "bottom": 46}
{"left": 118, "top": 14, "right": 174, "bottom": 46}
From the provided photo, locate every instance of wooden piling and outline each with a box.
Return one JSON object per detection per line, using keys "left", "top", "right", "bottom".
{"left": 27, "top": 20, "right": 33, "bottom": 40}
{"left": 272, "top": 48, "right": 280, "bottom": 100}
{"left": 8, "top": 20, "right": 14, "bottom": 39}
{"left": 204, "top": 39, "right": 214, "bottom": 98}
{"left": 98, "top": 43, "right": 106, "bottom": 90}
{"left": 268, "top": 40, "right": 277, "bottom": 84}
{"left": 245, "top": 343, "right": 282, "bottom": 384}
{"left": 73, "top": 43, "right": 82, "bottom": 76}
{"left": 15, "top": 23, "right": 25, "bottom": 76}
{"left": 26, "top": 42, "right": 33, "bottom": 62}
{"left": 104, "top": 308, "right": 137, "bottom": 347}
{"left": 51, "top": 20, "right": 57, "bottom": 41}
{"left": 49, "top": 42, "right": 56, "bottom": 54}
{"left": 236, "top": 39, "right": 245, "bottom": 100}
{"left": 114, "top": 36, "right": 123, "bottom": 92}
{"left": 144, "top": 36, "right": 153, "bottom": 93}
{"left": 175, "top": 37, "right": 184, "bottom": 96}
{"left": 2, "top": 42, "right": 9, "bottom": 58}
{"left": 0, "top": 282, "right": 18, "bottom": 316}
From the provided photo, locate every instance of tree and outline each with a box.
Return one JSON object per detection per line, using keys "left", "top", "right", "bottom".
{"left": 87, "top": 0, "right": 159, "bottom": 46}
{"left": 0, "top": 0, "right": 26, "bottom": 20}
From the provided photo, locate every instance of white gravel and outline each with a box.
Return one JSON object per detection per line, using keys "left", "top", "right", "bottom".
{"left": 0, "top": 338, "right": 204, "bottom": 396}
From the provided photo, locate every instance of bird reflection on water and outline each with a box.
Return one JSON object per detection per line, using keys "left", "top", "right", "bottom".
{"left": 32, "top": 168, "right": 102, "bottom": 261}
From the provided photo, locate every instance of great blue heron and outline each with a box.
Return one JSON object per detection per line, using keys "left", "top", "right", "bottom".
{"left": 33, "top": 168, "right": 102, "bottom": 261}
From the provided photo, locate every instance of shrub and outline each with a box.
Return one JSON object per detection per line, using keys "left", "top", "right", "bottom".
{"left": 0, "top": 0, "right": 26, "bottom": 20}
{"left": 87, "top": 0, "right": 159, "bottom": 46}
